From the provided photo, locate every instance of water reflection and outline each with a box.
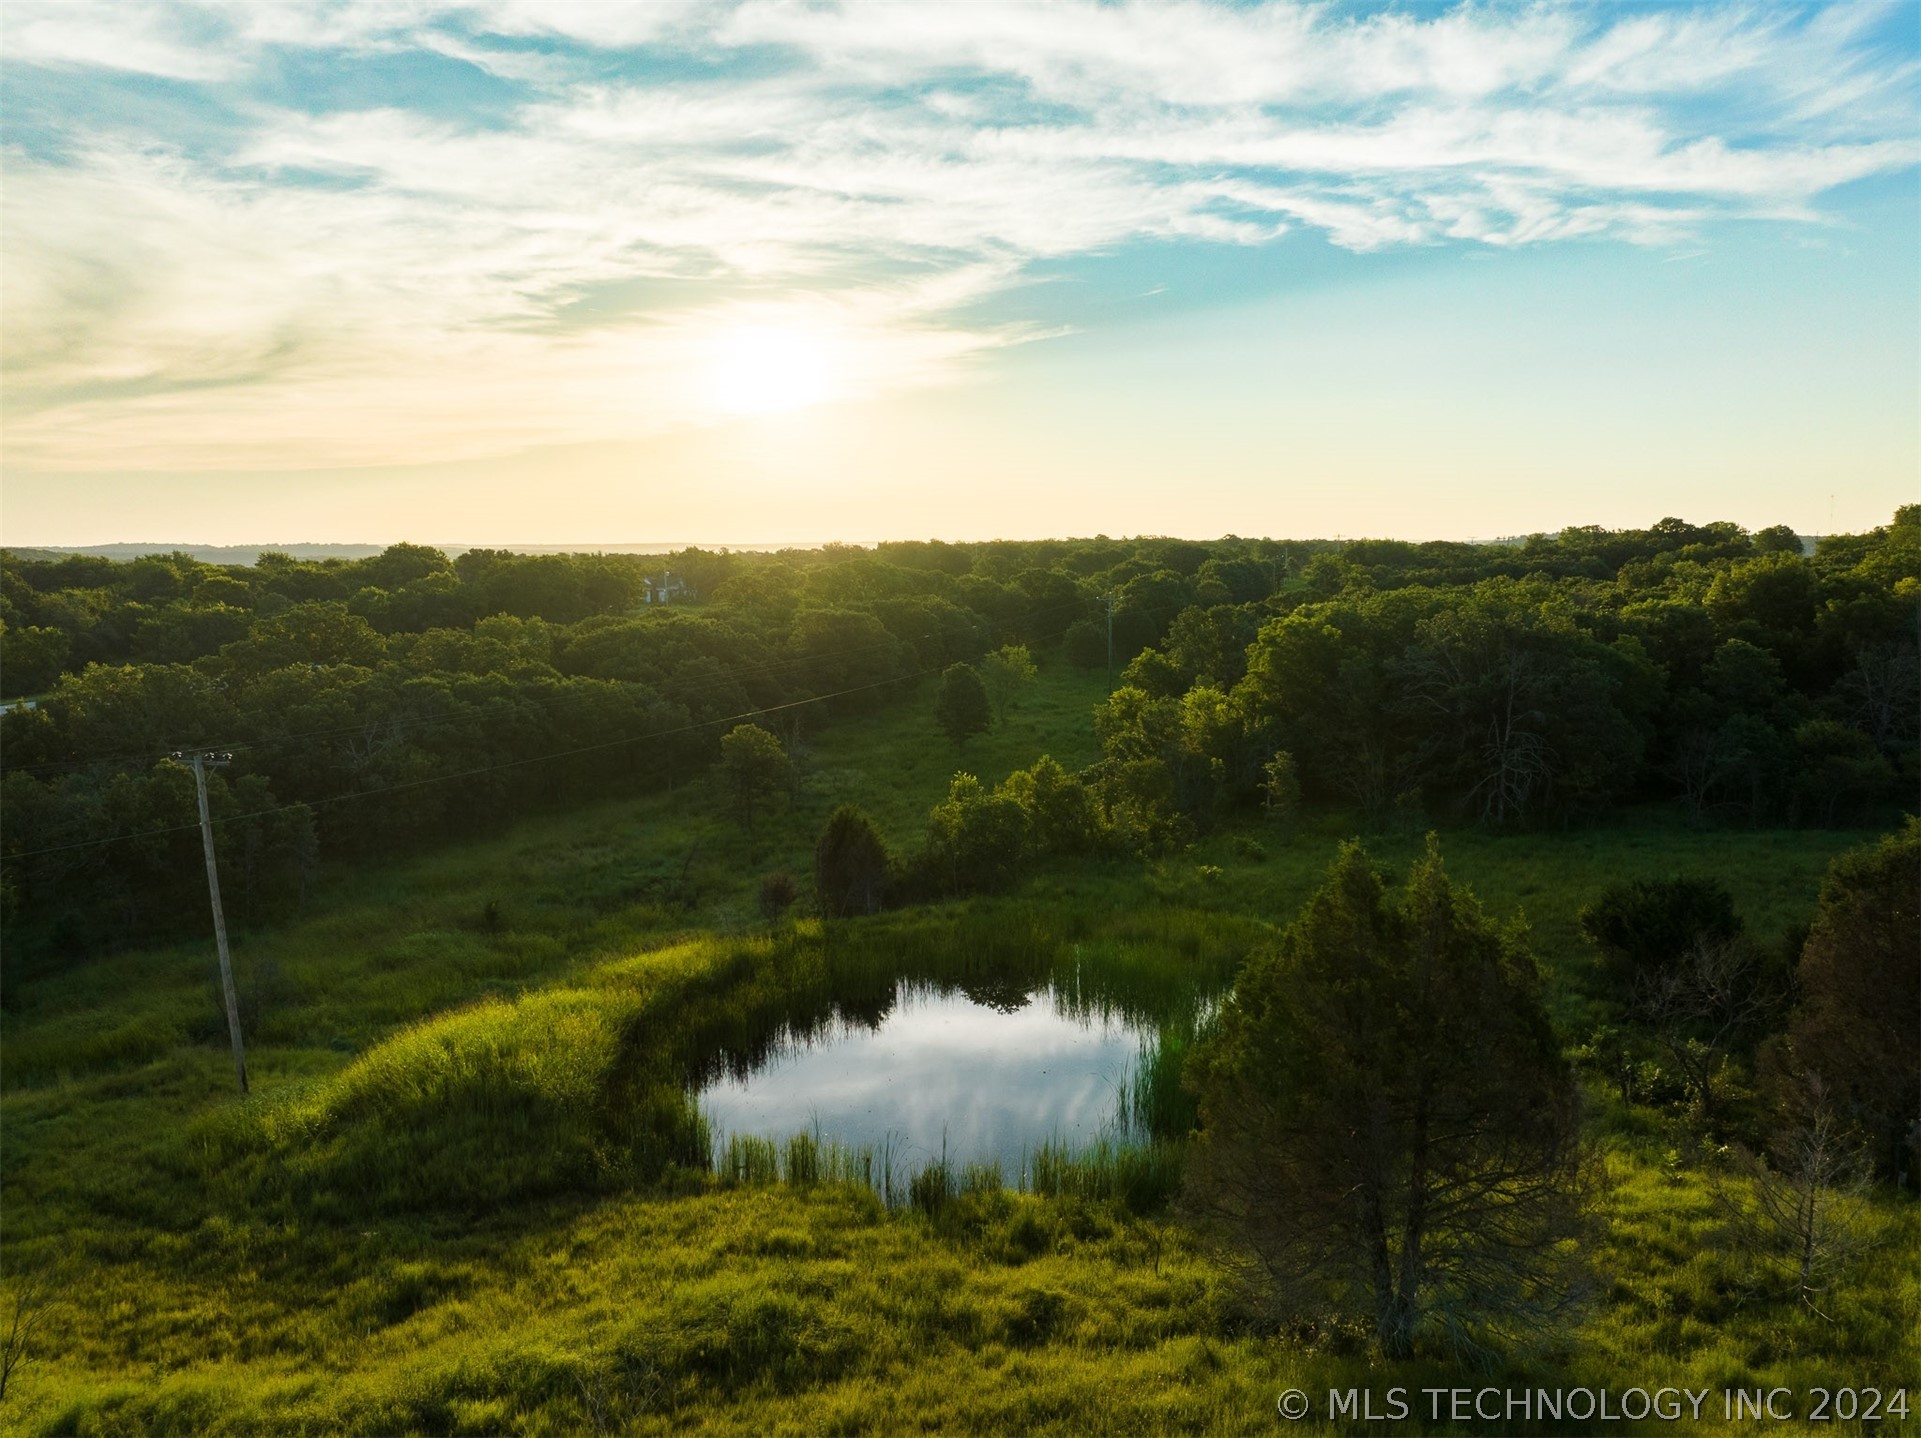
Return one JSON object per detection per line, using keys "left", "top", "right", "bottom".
{"left": 695, "top": 981, "right": 1154, "bottom": 1176}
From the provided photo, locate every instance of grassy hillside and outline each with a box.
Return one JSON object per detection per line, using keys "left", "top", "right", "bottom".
{"left": 2, "top": 663, "right": 1913, "bottom": 1434}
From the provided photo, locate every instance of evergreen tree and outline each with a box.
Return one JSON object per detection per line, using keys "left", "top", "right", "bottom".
{"left": 1185, "top": 837, "right": 1591, "bottom": 1359}
{"left": 1763, "top": 820, "right": 1920, "bottom": 1185}
{"left": 814, "top": 805, "right": 890, "bottom": 917}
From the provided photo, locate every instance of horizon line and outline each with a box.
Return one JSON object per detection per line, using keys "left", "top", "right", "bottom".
{"left": 0, "top": 521, "right": 1853, "bottom": 556}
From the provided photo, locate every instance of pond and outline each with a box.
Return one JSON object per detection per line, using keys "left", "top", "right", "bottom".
{"left": 694, "top": 979, "right": 1165, "bottom": 1180}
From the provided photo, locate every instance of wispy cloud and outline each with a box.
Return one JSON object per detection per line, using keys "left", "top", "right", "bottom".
{"left": 2, "top": 0, "right": 1915, "bottom": 470}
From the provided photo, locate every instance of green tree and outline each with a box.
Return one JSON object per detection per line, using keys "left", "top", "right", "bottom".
{"left": 1261, "top": 750, "right": 1301, "bottom": 828}
{"left": 923, "top": 773, "right": 1029, "bottom": 895}
{"left": 718, "top": 723, "right": 789, "bottom": 833}
{"left": 1789, "top": 719, "right": 1894, "bottom": 826}
{"left": 814, "top": 805, "right": 891, "bottom": 917}
{"left": 1238, "top": 595, "right": 1413, "bottom": 825}
{"left": 1705, "top": 551, "right": 1817, "bottom": 644}
{"left": 998, "top": 755, "right": 1095, "bottom": 856}
{"left": 1117, "top": 646, "right": 1184, "bottom": 698}
{"left": 1177, "top": 684, "right": 1252, "bottom": 816}
{"left": 1010, "top": 568, "right": 1087, "bottom": 644}
{"left": 1397, "top": 585, "right": 1643, "bottom": 824}
{"left": 1163, "top": 604, "right": 1259, "bottom": 689}
{"left": 979, "top": 644, "right": 1037, "bottom": 723}
{"left": 0, "top": 621, "right": 69, "bottom": 696}
{"left": 1762, "top": 821, "right": 1920, "bottom": 1184}
{"left": 1091, "top": 685, "right": 1187, "bottom": 846}
{"left": 789, "top": 607, "right": 904, "bottom": 711}
{"left": 353, "top": 542, "right": 454, "bottom": 593}
{"left": 217, "top": 601, "right": 387, "bottom": 675}
{"left": 132, "top": 604, "right": 253, "bottom": 665}
{"left": 1111, "top": 570, "right": 1191, "bottom": 658}
{"left": 1185, "top": 838, "right": 1590, "bottom": 1359}
{"left": 1062, "top": 618, "right": 1105, "bottom": 670}
{"left": 934, "top": 663, "right": 991, "bottom": 747}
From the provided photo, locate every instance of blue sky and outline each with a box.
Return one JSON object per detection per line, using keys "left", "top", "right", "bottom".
{"left": 1, "top": 0, "right": 1916, "bottom": 544}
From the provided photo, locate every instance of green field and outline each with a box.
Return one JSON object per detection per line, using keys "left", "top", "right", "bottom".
{"left": 2, "top": 664, "right": 1914, "bottom": 1434}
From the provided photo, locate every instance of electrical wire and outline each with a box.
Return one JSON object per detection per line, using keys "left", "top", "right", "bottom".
{"left": 0, "top": 590, "right": 1111, "bottom": 777}
{"left": 6, "top": 657, "right": 984, "bottom": 862}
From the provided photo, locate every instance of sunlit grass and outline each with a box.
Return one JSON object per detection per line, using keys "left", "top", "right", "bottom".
{"left": 0, "top": 661, "right": 1907, "bottom": 1434}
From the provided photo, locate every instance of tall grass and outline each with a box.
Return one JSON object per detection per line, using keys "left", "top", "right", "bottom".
{"left": 1115, "top": 1009, "right": 1215, "bottom": 1142}
{"left": 713, "top": 1124, "right": 909, "bottom": 1200}
{"left": 704, "top": 1118, "right": 1188, "bottom": 1221}
{"left": 1025, "top": 1138, "right": 1185, "bottom": 1213}
{"left": 717, "top": 1132, "right": 781, "bottom": 1185}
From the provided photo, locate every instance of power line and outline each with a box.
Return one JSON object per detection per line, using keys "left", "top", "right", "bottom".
{"left": 0, "top": 592, "right": 1107, "bottom": 779}
{"left": 8, "top": 578, "right": 1171, "bottom": 862}
{"left": 0, "top": 630, "right": 898, "bottom": 776}
{"left": 3, "top": 664, "right": 948, "bottom": 863}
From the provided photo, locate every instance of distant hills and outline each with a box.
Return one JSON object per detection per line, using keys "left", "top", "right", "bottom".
{"left": 1, "top": 542, "right": 711, "bottom": 564}
{"left": 3, "top": 533, "right": 1824, "bottom": 565}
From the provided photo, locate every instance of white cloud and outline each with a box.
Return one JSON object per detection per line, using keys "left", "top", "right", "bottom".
{"left": 1, "top": 0, "right": 1915, "bottom": 471}
{"left": 0, "top": 0, "right": 243, "bottom": 80}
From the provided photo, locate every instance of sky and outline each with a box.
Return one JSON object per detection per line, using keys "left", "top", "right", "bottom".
{"left": 1, "top": 0, "right": 1916, "bottom": 547}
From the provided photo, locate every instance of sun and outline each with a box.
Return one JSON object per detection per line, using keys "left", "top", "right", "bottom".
{"left": 708, "top": 325, "right": 836, "bottom": 416}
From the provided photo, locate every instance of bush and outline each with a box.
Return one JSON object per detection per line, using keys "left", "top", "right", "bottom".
{"left": 1579, "top": 875, "right": 1742, "bottom": 995}
{"left": 758, "top": 871, "right": 799, "bottom": 923}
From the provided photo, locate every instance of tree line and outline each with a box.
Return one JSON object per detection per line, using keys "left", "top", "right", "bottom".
{"left": 4, "top": 513, "right": 1914, "bottom": 980}
{"left": 1090, "top": 509, "right": 1916, "bottom": 838}
{"left": 0, "top": 543, "right": 1081, "bottom": 973}
{"left": 800, "top": 509, "right": 1915, "bottom": 906}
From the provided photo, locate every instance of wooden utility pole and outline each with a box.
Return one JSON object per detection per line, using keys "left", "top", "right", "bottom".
{"left": 178, "top": 750, "right": 248, "bottom": 1094}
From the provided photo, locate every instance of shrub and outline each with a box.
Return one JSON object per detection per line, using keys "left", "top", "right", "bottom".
{"left": 1579, "top": 875, "right": 1742, "bottom": 995}
{"left": 758, "top": 871, "right": 799, "bottom": 923}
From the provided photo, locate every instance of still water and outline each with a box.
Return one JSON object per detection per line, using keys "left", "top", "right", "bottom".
{"left": 695, "top": 981, "right": 1157, "bottom": 1177}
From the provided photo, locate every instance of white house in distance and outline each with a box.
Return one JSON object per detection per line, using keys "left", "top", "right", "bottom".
{"left": 642, "top": 571, "right": 691, "bottom": 605}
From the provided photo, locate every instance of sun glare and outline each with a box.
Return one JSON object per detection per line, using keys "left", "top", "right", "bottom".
{"left": 709, "top": 326, "right": 836, "bottom": 416}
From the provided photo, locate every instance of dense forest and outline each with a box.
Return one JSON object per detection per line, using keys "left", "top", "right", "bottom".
{"left": 2, "top": 513, "right": 1915, "bottom": 977}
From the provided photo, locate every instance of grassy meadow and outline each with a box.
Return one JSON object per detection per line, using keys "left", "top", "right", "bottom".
{"left": 2, "top": 662, "right": 1914, "bottom": 1434}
